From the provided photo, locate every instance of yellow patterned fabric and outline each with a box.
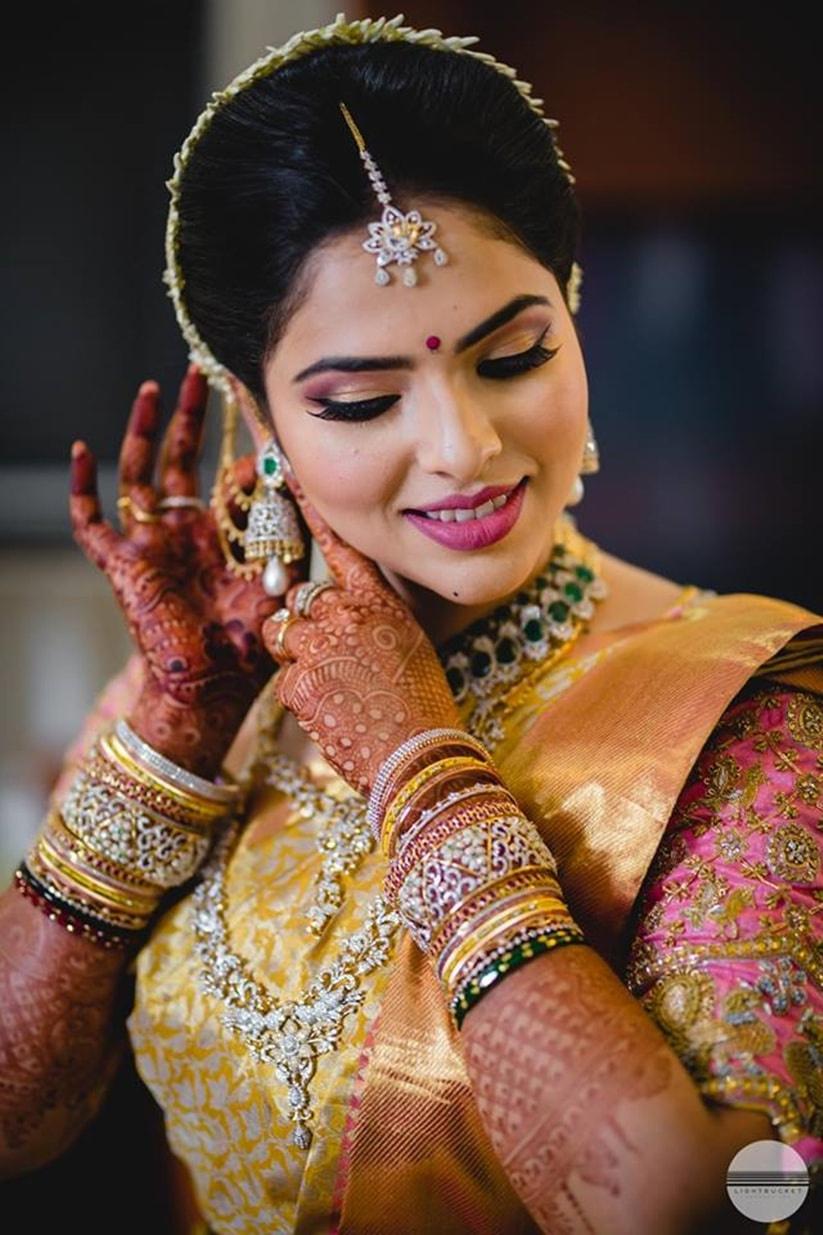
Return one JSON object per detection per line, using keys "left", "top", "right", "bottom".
{"left": 117, "top": 574, "right": 822, "bottom": 1233}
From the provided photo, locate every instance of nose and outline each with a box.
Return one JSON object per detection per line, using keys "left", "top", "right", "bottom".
{"left": 412, "top": 382, "right": 503, "bottom": 483}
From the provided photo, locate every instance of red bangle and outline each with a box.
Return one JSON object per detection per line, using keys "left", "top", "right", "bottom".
{"left": 14, "top": 865, "right": 144, "bottom": 951}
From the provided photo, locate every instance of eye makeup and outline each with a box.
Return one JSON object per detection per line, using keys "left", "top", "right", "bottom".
{"left": 306, "top": 325, "right": 559, "bottom": 423}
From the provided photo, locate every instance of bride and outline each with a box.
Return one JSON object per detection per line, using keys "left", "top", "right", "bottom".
{"left": 2, "top": 14, "right": 820, "bottom": 1234}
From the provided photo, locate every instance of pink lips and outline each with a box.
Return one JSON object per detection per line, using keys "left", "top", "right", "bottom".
{"left": 402, "top": 477, "right": 528, "bottom": 550}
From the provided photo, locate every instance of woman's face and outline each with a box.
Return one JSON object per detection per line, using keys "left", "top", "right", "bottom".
{"left": 261, "top": 201, "right": 588, "bottom": 640}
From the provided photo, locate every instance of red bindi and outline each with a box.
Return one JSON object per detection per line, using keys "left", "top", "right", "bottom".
{"left": 425, "top": 335, "right": 441, "bottom": 351}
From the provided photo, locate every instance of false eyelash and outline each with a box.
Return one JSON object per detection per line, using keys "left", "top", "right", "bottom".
{"left": 309, "top": 328, "right": 559, "bottom": 422}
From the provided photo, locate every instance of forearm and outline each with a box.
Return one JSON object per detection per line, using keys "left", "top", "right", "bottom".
{"left": 460, "top": 942, "right": 772, "bottom": 1235}
{"left": 0, "top": 883, "right": 132, "bottom": 1177}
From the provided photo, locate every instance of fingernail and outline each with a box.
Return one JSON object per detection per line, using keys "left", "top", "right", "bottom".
{"left": 71, "top": 440, "right": 86, "bottom": 459}
{"left": 138, "top": 380, "right": 159, "bottom": 397}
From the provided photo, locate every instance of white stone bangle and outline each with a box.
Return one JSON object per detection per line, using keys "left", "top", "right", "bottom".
{"left": 367, "top": 727, "right": 493, "bottom": 840}
{"left": 115, "top": 718, "right": 241, "bottom": 807}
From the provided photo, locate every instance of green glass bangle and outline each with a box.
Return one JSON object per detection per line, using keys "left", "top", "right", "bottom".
{"left": 451, "top": 925, "right": 586, "bottom": 1030}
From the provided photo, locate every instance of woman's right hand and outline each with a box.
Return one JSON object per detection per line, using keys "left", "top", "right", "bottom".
{"left": 69, "top": 365, "right": 306, "bottom": 776}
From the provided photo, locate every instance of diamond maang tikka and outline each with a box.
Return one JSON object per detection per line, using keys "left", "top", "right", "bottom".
{"left": 338, "top": 101, "right": 448, "bottom": 288}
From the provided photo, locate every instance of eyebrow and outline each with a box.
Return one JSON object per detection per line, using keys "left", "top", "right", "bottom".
{"left": 291, "top": 293, "right": 552, "bottom": 383}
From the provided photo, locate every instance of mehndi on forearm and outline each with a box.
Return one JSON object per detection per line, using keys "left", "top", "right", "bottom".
{"left": 0, "top": 884, "right": 130, "bottom": 1176}
{"left": 459, "top": 939, "right": 745, "bottom": 1235}
{"left": 376, "top": 739, "right": 769, "bottom": 1235}
{"left": 1, "top": 712, "right": 243, "bottom": 1177}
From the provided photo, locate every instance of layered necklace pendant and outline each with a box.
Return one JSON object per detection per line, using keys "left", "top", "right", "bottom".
{"left": 192, "top": 530, "right": 606, "bottom": 1149}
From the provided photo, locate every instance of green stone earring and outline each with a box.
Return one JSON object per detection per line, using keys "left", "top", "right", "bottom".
{"left": 243, "top": 439, "right": 305, "bottom": 595}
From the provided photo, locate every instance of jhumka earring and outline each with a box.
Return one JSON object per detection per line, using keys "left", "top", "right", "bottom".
{"left": 565, "top": 419, "right": 600, "bottom": 508}
{"left": 339, "top": 101, "right": 449, "bottom": 287}
{"left": 210, "top": 390, "right": 305, "bottom": 595}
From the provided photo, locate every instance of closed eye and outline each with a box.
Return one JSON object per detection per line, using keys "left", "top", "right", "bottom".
{"left": 307, "top": 327, "right": 560, "bottom": 421}
{"left": 476, "top": 326, "right": 559, "bottom": 380}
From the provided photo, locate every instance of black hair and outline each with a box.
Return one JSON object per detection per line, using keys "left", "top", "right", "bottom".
{"left": 176, "top": 39, "right": 580, "bottom": 404}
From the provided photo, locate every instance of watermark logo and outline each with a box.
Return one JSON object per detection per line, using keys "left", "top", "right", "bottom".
{"left": 727, "top": 1140, "right": 809, "bottom": 1223}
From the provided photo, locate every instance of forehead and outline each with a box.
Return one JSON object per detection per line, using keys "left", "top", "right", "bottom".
{"left": 273, "top": 202, "right": 555, "bottom": 362}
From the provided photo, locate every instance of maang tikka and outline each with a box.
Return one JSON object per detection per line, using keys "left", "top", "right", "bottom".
{"left": 211, "top": 390, "right": 305, "bottom": 596}
{"left": 339, "top": 101, "right": 449, "bottom": 287}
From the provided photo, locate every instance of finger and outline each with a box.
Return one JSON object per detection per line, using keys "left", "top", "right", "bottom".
{"left": 283, "top": 467, "right": 383, "bottom": 593}
{"left": 261, "top": 610, "right": 309, "bottom": 664}
{"left": 119, "top": 380, "right": 162, "bottom": 490}
{"left": 284, "top": 578, "right": 338, "bottom": 617}
{"left": 158, "top": 364, "right": 208, "bottom": 498}
{"left": 69, "top": 441, "right": 121, "bottom": 566}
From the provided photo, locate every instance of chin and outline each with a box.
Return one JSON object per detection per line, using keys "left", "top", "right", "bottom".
{"left": 418, "top": 552, "right": 536, "bottom": 607}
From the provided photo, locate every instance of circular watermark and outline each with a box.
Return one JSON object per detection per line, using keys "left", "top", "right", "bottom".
{"left": 727, "top": 1139, "right": 809, "bottom": 1223}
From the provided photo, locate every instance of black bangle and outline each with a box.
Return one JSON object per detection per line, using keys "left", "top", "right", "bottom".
{"left": 15, "top": 862, "right": 147, "bottom": 950}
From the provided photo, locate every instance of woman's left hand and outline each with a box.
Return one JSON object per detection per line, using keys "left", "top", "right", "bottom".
{"left": 261, "top": 468, "right": 462, "bottom": 796}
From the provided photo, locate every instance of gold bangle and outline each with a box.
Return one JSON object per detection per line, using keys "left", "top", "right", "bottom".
{"left": 385, "top": 763, "right": 504, "bottom": 860}
{"left": 24, "top": 850, "right": 151, "bottom": 934}
{"left": 440, "top": 909, "right": 580, "bottom": 1006}
{"left": 380, "top": 755, "right": 488, "bottom": 855}
{"left": 101, "top": 731, "right": 226, "bottom": 822}
{"left": 34, "top": 834, "right": 161, "bottom": 914}
{"left": 104, "top": 730, "right": 225, "bottom": 818}
{"left": 436, "top": 887, "right": 568, "bottom": 974}
{"left": 28, "top": 846, "right": 154, "bottom": 931}
{"left": 437, "top": 893, "right": 573, "bottom": 992}
{"left": 45, "top": 809, "right": 160, "bottom": 895}
{"left": 87, "top": 743, "right": 216, "bottom": 832}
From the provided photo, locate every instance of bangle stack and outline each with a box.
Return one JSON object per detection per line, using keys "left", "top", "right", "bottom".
{"left": 367, "top": 727, "right": 496, "bottom": 843}
{"left": 377, "top": 741, "right": 585, "bottom": 1027}
{"left": 17, "top": 718, "right": 242, "bottom": 950}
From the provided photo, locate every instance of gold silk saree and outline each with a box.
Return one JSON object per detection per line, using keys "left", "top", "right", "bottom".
{"left": 54, "top": 537, "right": 822, "bottom": 1234}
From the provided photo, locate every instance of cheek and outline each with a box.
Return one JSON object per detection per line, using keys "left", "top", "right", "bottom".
{"left": 511, "top": 364, "right": 587, "bottom": 460}
{"left": 286, "top": 433, "right": 396, "bottom": 519}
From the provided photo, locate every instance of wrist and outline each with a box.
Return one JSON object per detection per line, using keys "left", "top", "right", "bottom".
{"left": 368, "top": 728, "right": 494, "bottom": 842}
{"left": 127, "top": 683, "right": 250, "bottom": 778}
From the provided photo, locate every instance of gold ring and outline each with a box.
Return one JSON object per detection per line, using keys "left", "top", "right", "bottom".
{"left": 271, "top": 609, "right": 300, "bottom": 661}
{"left": 293, "top": 579, "right": 336, "bottom": 618}
{"left": 116, "top": 495, "right": 163, "bottom": 525}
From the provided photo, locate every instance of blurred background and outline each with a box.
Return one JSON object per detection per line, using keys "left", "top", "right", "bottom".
{"left": 1, "top": 2, "right": 821, "bottom": 1228}
{"left": 3, "top": 0, "right": 822, "bottom": 879}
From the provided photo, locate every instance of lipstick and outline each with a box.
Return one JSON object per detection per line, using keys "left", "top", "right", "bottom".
{"left": 402, "top": 477, "right": 527, "bottom": 550}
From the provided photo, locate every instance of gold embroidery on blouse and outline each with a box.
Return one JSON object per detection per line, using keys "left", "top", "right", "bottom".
{"left": 786, "top": 692, "right": 823, "bottom": 752}
{"left": 766, "top": 823, "right": 821, "bottom": 885}
{"left": 703, "top": 753, "right": 742, "bottom": 806}
{"left": 627, "top": 685, "right": 823, "bottom": 1146}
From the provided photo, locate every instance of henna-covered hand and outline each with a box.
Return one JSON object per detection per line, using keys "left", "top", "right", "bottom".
{"left": 70, "top": 367, "right": 305, "bottom": 776}
{"left": 261, "top": 467, "right": 462, "bottom": 796}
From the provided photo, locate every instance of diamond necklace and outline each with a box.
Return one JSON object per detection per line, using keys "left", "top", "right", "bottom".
{"left": 192, "top": 528, "right": 606, "bottom": 1149}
